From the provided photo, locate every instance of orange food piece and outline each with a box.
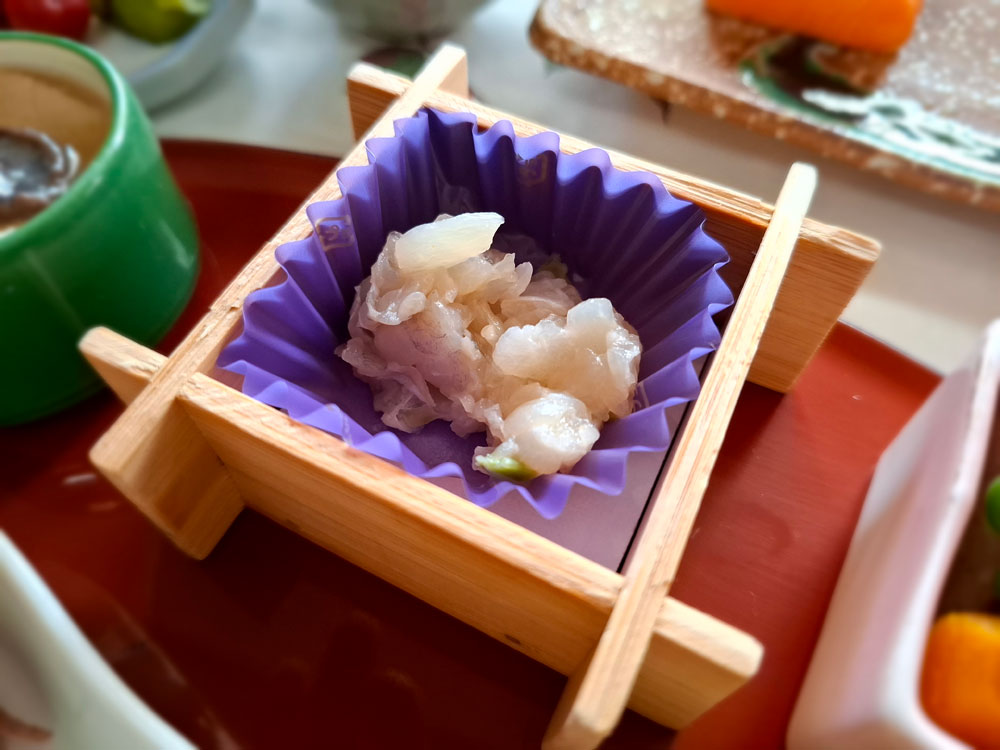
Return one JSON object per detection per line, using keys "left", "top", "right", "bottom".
{"left": 921, "top": 613, "right": 1000, "bottom": 750}
{"left": 705, "top": 0, "right": 922, "bottom": 53}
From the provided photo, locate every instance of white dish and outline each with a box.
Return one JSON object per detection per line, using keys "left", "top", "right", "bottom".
{"left": 0, "top": 532, "right": 194, "bottom": 750}
{"left": 787, "top": 319, "right": 1000, "bottom": 749}
{"left": 88, "top": 0, "right": 253, "bottom": 110}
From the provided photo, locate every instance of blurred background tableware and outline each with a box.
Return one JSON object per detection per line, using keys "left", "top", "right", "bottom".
{"left": 0, "top": 32, "right": 199, "bottom": 425}
{"left": 94, "top": 0, "right": 254, "bottom": 110}
{"left": 323, "top": 0, "right": 490, "bottom": 41}
{"left": 0, "top": 0, "right": 254, "bottom": 111}
{"left": 0, "top": 531, "right": 195, "bottom": 749}
{"left": 531, "top": 0, "right": 1000, "bottom": 213}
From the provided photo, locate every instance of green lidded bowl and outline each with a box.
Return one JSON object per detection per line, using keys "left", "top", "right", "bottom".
{"left": 0, "top": 32, "right": 199, "bottom": 425}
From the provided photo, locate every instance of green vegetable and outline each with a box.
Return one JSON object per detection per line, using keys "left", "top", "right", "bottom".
{"left": 111, "top": 0, "right": 209, "bottom": 44}
{"left": 986, "top": 476, "right": 1000, "bottom": 534}
{"left": 539, "top": 256, "right": 569, "bottom": 279}
{"left": 474, "top": 454, "right": 538, "bottom": 482}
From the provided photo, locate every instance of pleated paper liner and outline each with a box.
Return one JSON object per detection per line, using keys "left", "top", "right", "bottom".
{"left": 217, "top": 109, "right": 732, "bottom": 554}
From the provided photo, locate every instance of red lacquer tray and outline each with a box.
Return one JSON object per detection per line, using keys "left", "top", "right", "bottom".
{"left": 0, "top": 140, "right": 938, "bottom": 749}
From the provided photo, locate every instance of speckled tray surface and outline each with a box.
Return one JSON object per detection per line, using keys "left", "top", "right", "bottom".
{"left": 531, "top": 0, "right": 1000, "bottom": 212}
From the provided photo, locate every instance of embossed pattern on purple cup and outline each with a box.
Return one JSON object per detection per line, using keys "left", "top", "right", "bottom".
{"left": 217, "top": 109, "right": 733, "bottom": 519}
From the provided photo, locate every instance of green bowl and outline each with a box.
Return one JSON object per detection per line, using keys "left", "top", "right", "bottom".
{"left": 0, "top": 32, "right": 199, "bottom": 425}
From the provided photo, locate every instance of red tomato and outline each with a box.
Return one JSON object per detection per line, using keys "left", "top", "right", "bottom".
{"left": 4, "top": 0, "right": 92, "bottom": 40}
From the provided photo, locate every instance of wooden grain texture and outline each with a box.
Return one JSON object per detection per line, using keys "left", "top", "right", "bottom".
{"left": 79, "top": 327, "right": 167, "bottom": 405}
{"left": 347, "top": 49, "right": 469, "bottom": 140}
{"left": 543, "top": 165, "right": 816, "bottom": 749}
{"left": 85, "top": 45, "right": 470, "bottom": 559}
{"left": 346, "top": 63, "right": 878, "bottom": 393}
{"left": 530, "top": 0, "right": 1000, "bottom": 212}
{"left": 79, "top": 324, "right": 762, "bottom": 729}
{"left": 172, "top": 368, "right": 762, "bottom": 730}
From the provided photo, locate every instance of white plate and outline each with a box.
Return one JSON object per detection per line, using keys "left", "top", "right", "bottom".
{"left": 0, "top": 532, "right": 194, "bottom": 750}
{"left": 788, "top": 319, "right": 1000, "bottom": 749}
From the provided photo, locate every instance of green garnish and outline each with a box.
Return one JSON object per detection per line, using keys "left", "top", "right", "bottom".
{"left": 475, "top": 455, "right": 538, "bottom": 482}
{"left": 111, "top": 0, "right": 210, "bottom": 44}
{"left": 539, "top": 255, "right": 569, "bottom": 280}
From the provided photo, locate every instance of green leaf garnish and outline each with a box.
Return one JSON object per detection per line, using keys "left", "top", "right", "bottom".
{"left": 475, "top": 454, "right": 538, "bottom": 482}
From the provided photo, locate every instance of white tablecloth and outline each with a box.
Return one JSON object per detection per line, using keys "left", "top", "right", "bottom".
{"left": 152, "top": 0, "right": 1000, "bottom": 374}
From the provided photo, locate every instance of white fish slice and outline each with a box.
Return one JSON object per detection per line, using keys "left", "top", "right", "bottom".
{"left": 393, "top": 212, "right": 504, "bottom": 272}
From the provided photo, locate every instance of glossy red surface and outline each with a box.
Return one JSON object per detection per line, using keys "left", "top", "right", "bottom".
{"left": 0, "top": 140, "right": 940, "bottom": 749}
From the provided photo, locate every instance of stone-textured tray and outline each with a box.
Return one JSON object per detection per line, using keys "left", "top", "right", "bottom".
{"left": 531, "top": 0, "right": 1000, "bottom": 212}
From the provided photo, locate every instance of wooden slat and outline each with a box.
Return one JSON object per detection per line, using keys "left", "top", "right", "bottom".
{"left": 78, "top": 324, "right": 762, "bottom": 729}
{"left": 543, "top": 163, "right": 817, "bottom": 749}
{"left": 346, "top": 63, "right": 879, "bottom": 393}
{"left": 80, "top": 327, "right": 167, "bottom": 405}
{"left": 86, "top": 45, "right": 470, "bottom": 559}
{"left": 173, "top": 367, "right": 762, "bottom": 730}
{"left": 347, "top": 52, "right": 468, "bottom": 139}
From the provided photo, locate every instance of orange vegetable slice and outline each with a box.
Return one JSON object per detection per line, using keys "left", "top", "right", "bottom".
{"left": 705, "top": 0, "right": 922, "bottom": 54}
{"left": 921, "top": 612, "right": 1000, "bottom": 750}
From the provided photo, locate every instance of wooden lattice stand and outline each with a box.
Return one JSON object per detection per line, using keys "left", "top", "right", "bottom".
{"left": 81, "top": 45, "right": 879, "bottom": 749}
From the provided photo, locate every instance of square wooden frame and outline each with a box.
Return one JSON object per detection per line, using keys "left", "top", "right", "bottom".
{"left": 81, "top": 45, "right": 879, "bottom": 748}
